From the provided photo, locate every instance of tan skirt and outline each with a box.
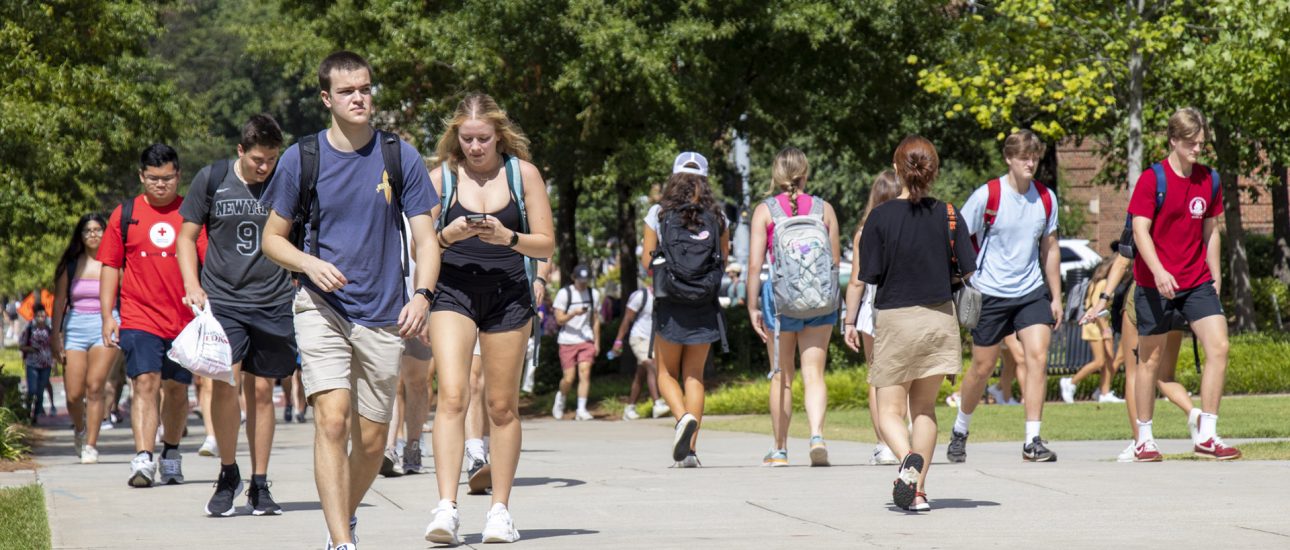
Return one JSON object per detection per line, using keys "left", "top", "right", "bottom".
{"left": 870, "top": 301, "right": 962, "bottom": 388}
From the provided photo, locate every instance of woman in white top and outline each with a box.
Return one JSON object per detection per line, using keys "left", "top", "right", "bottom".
{"left": 844, "top": 170, "right": 902, "bottom": 466}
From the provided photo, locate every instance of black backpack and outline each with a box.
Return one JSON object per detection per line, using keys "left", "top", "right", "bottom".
{"left": 652, "top": 207, "right": 724, "bottom": 303}
{"left": 293, "top": 130, "right": 409, "bottom": 278}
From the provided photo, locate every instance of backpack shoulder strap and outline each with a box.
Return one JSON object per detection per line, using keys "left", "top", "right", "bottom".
{"left": 120, "top": 197, "right": 137, "bottom": 269}
{"left": 1151, "top": 162, "right": 1167, "bottom": 217}
{"left": 503, "top": 155, "right": 527, "bottom": 233}
{"left": 763, "top": 196, "right": 789, "bottom": 223}
{"left": 983, "top": 178, "right": 1002, "bottom": 231}
{"left": 297, "top": 134, "right": 321, "bottom": 255}
{"left": 1033, "top": 181, "right": 1054, "bottom": 229}
{"left": 808, "top": 194, "right": 825, "bottom": 217}
{"left": 1209, "top": 168, "right": 1221, "bottom": 205}
{"left": 946, "top": 202, "right": 960, "bottom": 273}
{"left": 438, "top": 161, "right": 456, "bottom": 231}
{"left": 377, "top": 131, "right": 409, "bottom": 279}
{"left": 204, "top": 160, "right": 230, "bottom": 225}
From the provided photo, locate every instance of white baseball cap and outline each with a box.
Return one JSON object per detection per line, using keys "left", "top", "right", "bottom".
{"left": 671, "top": 152, "right": 709, "bottom": 176}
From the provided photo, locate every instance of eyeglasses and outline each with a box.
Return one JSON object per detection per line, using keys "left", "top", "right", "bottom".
{"left": 82, "top": 227, "right": 104, "bottom": 235}
{"left": 142, "top": 174, "right": 179, "bottom": 184}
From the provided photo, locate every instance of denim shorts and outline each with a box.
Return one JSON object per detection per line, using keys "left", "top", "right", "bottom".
{"left": 759, "top": 281, "right": 838, "bottom": 332}
{"left": 63, "top": 310, "right": 116, "bottom": 352}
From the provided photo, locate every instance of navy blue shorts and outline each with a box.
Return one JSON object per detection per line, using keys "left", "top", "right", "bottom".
{"left": 119, "top": 329, "right": 192, "bottom": 384}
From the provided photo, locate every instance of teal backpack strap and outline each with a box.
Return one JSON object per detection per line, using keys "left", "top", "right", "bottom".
{"left": 438, "top": 161, "right": 456, "bottom": 232}
{"left": 501, "top": 154, "right": 540, "bottom": 306}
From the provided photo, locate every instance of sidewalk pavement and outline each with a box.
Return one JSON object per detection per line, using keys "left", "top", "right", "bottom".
{"left": 31, "top": 404, "right": 1290, "bottom": 549}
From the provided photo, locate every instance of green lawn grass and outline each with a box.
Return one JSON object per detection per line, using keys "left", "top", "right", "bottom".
{"left": 0, "top": 347, "right": 21, "bottom": 381}
{"left": 703, "top": 394, "right": 1290, "bottom": 445}
{"left": 0, "top": 484, "right": 50, "bottom": 550}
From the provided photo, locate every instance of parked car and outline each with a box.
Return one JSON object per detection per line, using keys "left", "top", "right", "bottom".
{"left": 1058, "top": 238, "right": 1102, "bottom": 282}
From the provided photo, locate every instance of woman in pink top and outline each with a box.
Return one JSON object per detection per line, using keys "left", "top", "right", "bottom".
{"left": 51, "top": 212, "right": 120, "bottom": 464}
{"left": 746, "top": 147, "right": 841, "bottom": 467}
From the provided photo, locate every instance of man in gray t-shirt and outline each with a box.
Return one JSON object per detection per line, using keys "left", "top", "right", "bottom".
{"left": 176, "top": 113, "right": 296, "bottom": 518}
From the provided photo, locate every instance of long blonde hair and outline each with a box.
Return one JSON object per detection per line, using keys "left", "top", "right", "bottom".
{"left": 861, "top": 169, "right": 901, "bottom": 225}
{"left": 434, "top": 92, "right": 532, "bottom": 169}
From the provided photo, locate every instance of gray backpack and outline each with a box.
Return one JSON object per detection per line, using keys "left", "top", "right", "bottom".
{"left": 766, "top": 195, "right": 838, "bottom": 319}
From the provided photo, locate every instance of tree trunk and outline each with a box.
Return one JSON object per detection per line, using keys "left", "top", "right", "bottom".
{"left": 1272, "top": 163, "right": 1290, "bottom": 285}
{"left": 556, "top": 174, "right": 580, "bottom": 283}
{"left": 1212, "top": 123, "right": 1257, "bottom": 332}
{"left": 617, "top": 180, "right": 639, "bottom": 298}
{"left": 1035, "top": 138, "right": 1059, "bottom": 195}
{"left": 1126, "top": 18, "right": 1145, "bottom": 190}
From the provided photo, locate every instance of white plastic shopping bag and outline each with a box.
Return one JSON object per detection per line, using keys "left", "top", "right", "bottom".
{"left": 167, "top": 303, "right": 234, "bottom": 385}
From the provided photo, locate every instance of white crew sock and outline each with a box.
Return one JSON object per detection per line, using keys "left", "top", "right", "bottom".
{"left": 1025, "top": 421, "right": 1042, "bottom": 442}
{"left": 577, "top": 397, "right": 588, "bottom": 412}
{"left": 465, "top": 438, "right": 485, "bottom": 461}
{"left": 954, "top": 410, "right": 972, "bottom": 434}
{"left": 1199, "top": 413, "right": 1218, "bottom": 441}
{"left": 1137, "top": 420, "right": 1154, "bottom": 445}
{"left": 482, "top": 435, "right": 490, "bottom": 456}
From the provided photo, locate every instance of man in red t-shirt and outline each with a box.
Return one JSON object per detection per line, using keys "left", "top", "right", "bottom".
{"left": 1127, "top": 107, "right": 1239, "bottom": 462}
{"left": 99, "top": 143, "right": 205, "bottom": 487}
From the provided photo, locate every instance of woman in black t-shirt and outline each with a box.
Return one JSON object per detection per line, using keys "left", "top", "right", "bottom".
{"left": 857, "top": 136, "right": 976, "bottom": 511}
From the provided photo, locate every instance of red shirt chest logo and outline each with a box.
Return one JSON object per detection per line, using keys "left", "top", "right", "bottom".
{"left": 1189, "top": 197, "right": 1207, "bottom": 219}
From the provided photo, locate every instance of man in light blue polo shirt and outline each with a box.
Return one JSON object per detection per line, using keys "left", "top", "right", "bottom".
{"left": 948, "top": 129, "right": 1064, "bottom": 464}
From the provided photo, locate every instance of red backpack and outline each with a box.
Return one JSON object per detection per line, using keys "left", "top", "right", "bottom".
{"left": 972, "top": 178, "right": 1055, "bottom": 251}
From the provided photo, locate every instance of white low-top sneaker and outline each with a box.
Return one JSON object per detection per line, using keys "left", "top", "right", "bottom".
{"left": 128, "top": 453, "right": 156, "bottom": 488}
{"left": 80, "top": 445, "right": 99, "bottom": 465}
{"left": 1116, "top": 440, "right": 1136, "bottom": 463}
{"left": 482, "top": 503, "right": 520, "bottom": 543}
{"left": 574, "top": 409, "right": 593, "bottom": 421}
{"left": 198, "top": 436, "right": 218, "bottom": 457}
{"left": 1059, "top": 377, "right": 1076, "bottom": 404}
{"left": 652, "top": 399, "right": 670, "bottom": 418}
{"left": 424, "top": 500, "right": 460, "bottom": 545}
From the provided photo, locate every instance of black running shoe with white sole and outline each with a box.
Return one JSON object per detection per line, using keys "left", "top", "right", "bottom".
{"left": 947, "top": 430, "right": 968, "bottom": 463}
{"left": 1022, "top": 436, "right": 1057, "bottom": 462}
{"left": 467, "top": 457, "right": 492, "bottom": 495}
{"left": 205, "top": 466, "right": 243, "bottom": 517}
{"left": 892, "top": 453, "right": 924, "bottom": 510}
{"left": 248, "top": 480, "right": 283, "bottom": 516}
{"left": 673, "top": 413, "right": 699, "bottom": 463}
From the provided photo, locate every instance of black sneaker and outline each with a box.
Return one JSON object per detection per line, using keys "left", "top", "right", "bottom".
{"left": 892, "top": 453, "right": 924, "bottom": 510}
{"left": 467, "top": 456, "right": 492, "bottom": 495}
{"left": 283, "top": 405, "right": 293, "bottom": 423}
{"left": 947, "top": 430, "right": 968, "bottom": 463}
{"left": 248, "top": 480, "right": 283, "bottom": 516}
{"left": 295, "top": 411, "right": 306, "bottom": 424}
{"left": 1023, "top": 436, "right": 1057, "bottom": 462}
{"left": 379, "top": 448, "right": 403, "bottom": 477}
{"left": 205, "top": 466, "right": 243, "bottom": 517}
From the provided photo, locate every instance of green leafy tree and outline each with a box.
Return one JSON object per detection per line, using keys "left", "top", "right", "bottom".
{"left": 0, "top": 1, "right": 200, "bottom": 295}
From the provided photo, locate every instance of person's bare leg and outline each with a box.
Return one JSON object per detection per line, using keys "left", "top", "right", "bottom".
{"left": 797, "top": 324, "right": 832, "bottom": 438}
{"left": 246, "top": 373, "right": 276, "bottom": 476}
{"left": 198, "top": 377, "right": 215, "bottom": 443}
{"left": 312, "top": 389, "right": 353, "bottom": 544}
{"left": 1134, "top": 334, "right": 1168, "bottom": 424}
{"left": 429, "top": 311, "right": 477, "bottom": 504}
{"left": 84, "top": 346, "right": 115, "bottom": 447}
{"left": 997, "top": 351, "right": 1017, "bottom": 403}
{"left": 1156, "top": 331, "right": 1194, "bottom": 415}
{"left": 643, "top": 358, "right": 660, "bottom": 401}
{"left": 576, "top": 361, "right": 592, "bottom": 404}
{"left": 293, "top": 369, "right": 307, "bottom": 419}
{"left": 1121, "top": 318, "right": 1140, "bottom": 439}
{"left": 1099, "top": 338, "right": 1116, "bottom": 396}
{"left": 875, "top": 383, "right": 912, "bottom": 458}
{"left": 862, "top": 333, "right": 885, "bottom": 444}
{"left": 401, "top": 354, "right": 430, "bottom": 455}
{"left": 958, "top": 344, "right": 1003, "bottom": 415}
{"left": 64, "top": 350, "right": 89, "bottom": 434}
{"left": 346, "top": 415, "right": 389, "bottom": 519}
{"left": 211, "top": 364, "right": 243, "bottom": 467}
{"left": 680, "top": 344, "right": 711, "bottom": 452}
{"left": 465, "top": 353, "right": 486, "bottom": 443}
{"left": 479, "top": 325, "right": 531, "bottom": 506}
{"left": 908, "top": 375, "right": 945, "bottom": 494}
{"left": 1071, "top": 342, "right": 1106, "bottom": 385}
{"left": 1016, "top": 324, "right": 1052, "bottom": 423}
{"left": 627, "top": 361, "right": 645, "bottom": 405}
{"left": 159, "top": 380, "right": 189, "bottom": 448}
{"left": 1190, "top": 316, "right": 1229, "bottom": 415}
{"left": 767, "top": 332, "right": 798, "bottom": 450}
{"left": 130, "top": 373, "right": 161, "bottom": 452}
{"left": 385, "top": 380, "right": 404, "bottom": 450}
{"left": 654, "top": 339, "right": 687, "bottom": 420}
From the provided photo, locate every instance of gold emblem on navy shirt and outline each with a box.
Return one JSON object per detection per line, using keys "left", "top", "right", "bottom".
{"left": 377, "top": 171, "right": 392, "bottom": 204}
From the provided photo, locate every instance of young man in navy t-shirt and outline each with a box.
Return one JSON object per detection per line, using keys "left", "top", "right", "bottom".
{"left": 1128, "top": 107, "right": 1239, "bottom": 462}
{"left": 260, "top": 51, "right": 441, "bottom": 549}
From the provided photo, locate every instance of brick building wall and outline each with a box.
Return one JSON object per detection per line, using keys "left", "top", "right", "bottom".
{"left": 1056, "top": 139, "right": 1282, "bottom": 255}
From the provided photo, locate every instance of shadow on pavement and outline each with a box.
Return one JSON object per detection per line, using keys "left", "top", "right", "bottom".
{"left": 456, "top": 528, "right": 599, "bottom": 544}
{"left": 885, "top": 498, "right": 1001, "bottom": 512}
{"left": 512, "top": 477, "right": 585, "bottom": 489}
{"left": 277, "top": 501, "right": 375, "bottom": 513}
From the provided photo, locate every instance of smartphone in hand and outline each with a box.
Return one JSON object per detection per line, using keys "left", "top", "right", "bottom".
{"left": 465, "top": 213, "right": 488, "bottom": 224}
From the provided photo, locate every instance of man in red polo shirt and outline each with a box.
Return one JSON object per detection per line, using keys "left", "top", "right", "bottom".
{"left": 100, "top": 143, "right": 208, "bottom": 487}
{"left": 1128, "top": 107, "right": 1240, "bottom": 462}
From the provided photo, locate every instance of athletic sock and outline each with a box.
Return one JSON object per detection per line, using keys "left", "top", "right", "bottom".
{"left": 465, "top": 438, "right": 485, "bottom": 461}
{"left": 251, "top": 474, "right": 267, "bottom": 487}
{"left": 1025, "top": 421, "right": 1041, "bottom": 442}
{"left": 162, "top": 442, "right": 179, "bottom": 454}
{"left": 138, "top": 450, "right": 154, "bottom": 462}
{"left": 953, "top": 410, "right": 972, "bottom": 435}
{"left": 1136, "top": 420, "right": 1154, "bottom": 446}
{"left": 1199, "top": 413, "right": 1218, "bottom": 441}
{"left": 577, "top": 397, "right": 588, "bottom": 412}
{"left": 481, "top": 435, "right": 490, "bottom": 456}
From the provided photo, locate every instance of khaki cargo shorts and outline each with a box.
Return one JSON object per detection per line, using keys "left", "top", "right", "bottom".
{"left": 293, "top": 287, "right": 402, "bottom": 423}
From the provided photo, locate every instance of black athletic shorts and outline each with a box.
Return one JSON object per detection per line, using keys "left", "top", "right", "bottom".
{"left": 211, "top": 300, "right": 298, "bottom": 379}
{"left": 432, "top": 279, "right": 534, "bottom": 333}
{"left": 970, "top": 285, "right": 1055, "bottom": 347}
{"left": 1135, "top": 281, "right": 1224, "bottom": 336}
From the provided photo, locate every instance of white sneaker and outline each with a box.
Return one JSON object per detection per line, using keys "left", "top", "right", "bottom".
{"left": 424, "top": 500, "right": 460, "bottom": 545}
{"left": 652, "top": 399, "right": 670, "bottom": 418}
{"left": 1098, "top": 391, "right": 1125, "bottom": 403}
{"left": 575, "top": 409, "right": 594, "bottom": 421}
{"left": 158, "top": 448, "right": 184, "bottom": 485}
{"left": 128, "top": 453, "right": 156, "bottom": 487}
{"left": 944, "top": 392, "right": 960, "bottom": 408}
{"left": 1059, "top": 377, "right": 1076, "bottom": 403}
{"left": 551, "top": 395, "right": 565, "bottom": 420}
{"left": 481, "top": 503, "right": 521, "bottom": 543}
{"left": 1188, "top": 408, "right": 1202, "bottom": 444}
{"left": 1116, "top": 440, "right": 1136, "bottom": 463}
{"left": 870, "top": 444, "right": 899, "bottom": 465}
{"left": 623, "top": 405, "right": 640, "bottom": 421}
{"left": 985, "top": 383, "right": 1006, "bottom": 405}
{"left": 198, "top": 435, "right": 218, "bottom": 457}
{"left": 81, "top": 446, "right": 99, "bottom": 465}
